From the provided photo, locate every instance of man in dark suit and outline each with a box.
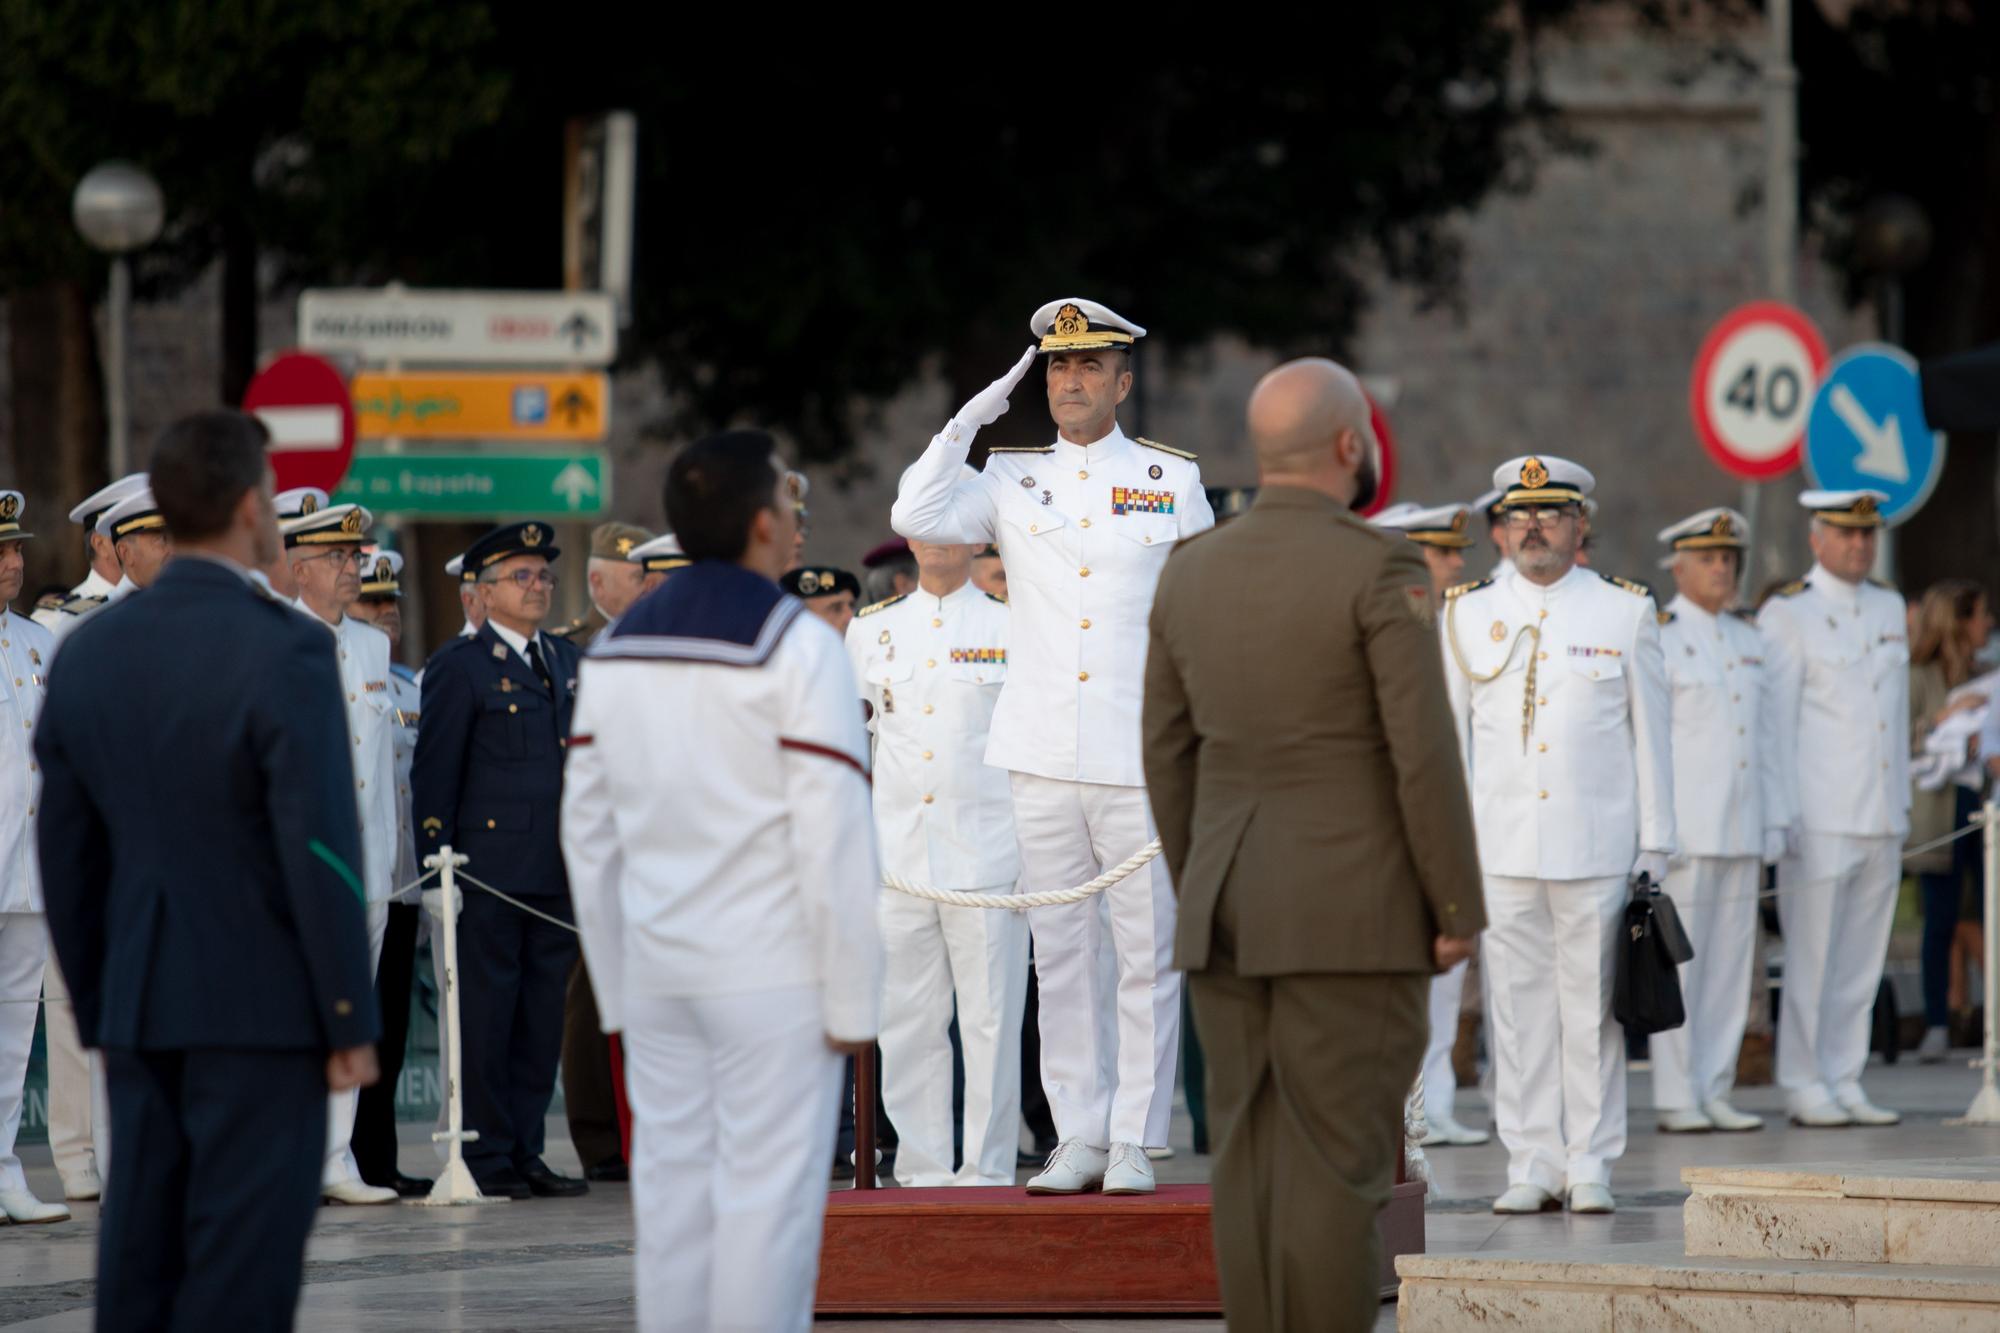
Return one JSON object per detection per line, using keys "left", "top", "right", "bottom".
{"left": 412, "top": 521, "right": 586, "bottom": 1200}
{"left": 35, "top": 410, "right": 381, "bottom": 1330}
{"left": 1141, "top": 359, "right": 1486, "bottom": 1332}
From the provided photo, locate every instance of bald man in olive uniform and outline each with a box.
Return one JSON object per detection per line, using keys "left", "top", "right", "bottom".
{"left": 1143, "top": 359, "right": 1484, "bottom": 1332}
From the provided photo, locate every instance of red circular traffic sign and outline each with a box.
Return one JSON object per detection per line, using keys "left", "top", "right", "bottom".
{"left": 242, "top": 351, "right": 357, "bottom": 493}
{"left": 1689, "top": 301, "right": 1829, "bottom": 480}
{"left": 1358, "top": 391, "right": 1398, "bottom": 517}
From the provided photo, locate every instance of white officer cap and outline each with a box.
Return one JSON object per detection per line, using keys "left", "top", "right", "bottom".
{"left": 1798, "top": 489, "right": 1889, "bottom": 529}
{"left": 1031, "top": 298, "right": 1146, "bottom": 354}
{"left": 444, "top": 552, "right": 466, "bottom": 579}
{"left": 1489, "top": 455, "right": 1594, "bottom": 509}
{"left": 1470, "top": 487, "right": 1506, "bottom": 518}
{"left": 1657, "top": 506, "right": 1749, "bottom": 552}
{"left": 1370, "top": 501, "right": 1474, "bottom": 549}
{"left": 68, "top": 473, "right": 150, "bottom": 529}
{"left": 274, "top": 487, "right": 331, "bottom": 523}
{"left": 280, "top": 501, "right": 373, "bottom": 549}
{"left": 626, "top": 533, "right": 690, "bottom": 574}
{"left": 0, "top": 491, "right": 32, "bottom": 543}
{"left": 358, "top": 549, "right": 404, "bottom": 598}
{"left": 98, "top": 487, "right": 163, "bottom": 540}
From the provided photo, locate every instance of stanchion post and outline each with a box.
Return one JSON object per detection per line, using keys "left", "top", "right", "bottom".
{"left": 1954, "top": 803, "right": 2000, "bottom": 1124}
{"left": 417, "top": 846, "right": 504, "bottom": 1204}
{"left": 854, "top": 1044, "right": 879, "bottom": 1191}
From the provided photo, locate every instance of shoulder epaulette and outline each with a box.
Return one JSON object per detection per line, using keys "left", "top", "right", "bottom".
{"left": 1773, "top": 578, "right": 1810, "bottom": 599}
{"left": 1868, "top": 576, "right": 1896, "bottom": 591}
{"left": 549, "top": 615, "right": 590, "bottom": 640}
{"left": 986, "top": 445, "right": 1054, "bottom": 455}
{"left": 1135, "top": 437, "right": 1197, "bottom": 460}
{"left": 984, "top": 591, "right": 1007, "bottom": 605}
{"left": 56, "top": 594, "right": 106, "bottom": 616}
{"left": 1600, "top": 573, "right": 1653, "bottom": 598}
{"left": 856, "top": 593, "right": 908, "bottom": 618}
{"left": 1443, "top": 578, "right": 1492, "bottom": 601}
{"left": 1657, "top": 610, "right": 1676, "bottom": 625}
{"left": 1727, "top": 607, "right": 1757, "bottom": 621}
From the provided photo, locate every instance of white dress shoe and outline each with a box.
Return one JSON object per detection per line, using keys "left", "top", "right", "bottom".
{"left": 1419, "top": 1114, "right": 1491, "bottom": 1147}
{"left": 1788, "top": 1098, "right": 1853, "bottom": 1128}
{"left": 1702, "top": 1099, "right": 1764, "bottom": 1132}
{"left": 1918, "top": 1026, "right": 1950, "bottom": 1063}
{"left": 1836, "top": 1095, "right": 1901, "bottom": 1126}
{"left": 1024, "top": 1139, "right": 1108, "bottom": 1194}
{"left": 322, "top": 1179, "right": 399, "bottom": 1206}
{"left": 1144, "top": 1145, "right": 1175, "bottom": 1161}
{"left": 0, "top": 1189, "right": 71, "bottom": 1224}
{"left": 62, "top": 1171, "right": 102, "bottom": 1202}
{"left": 1492, "top": 1183, "right": 1561, "bottom": 1214}
{"left": 1656, "top": 1107, "right": 1714, "bottom": 1134}
{"left": 1102, "top": 1142, "right": 1157, "bottom": 1195}
{"left": 1568, "top": 1183, "right": 1615, "bottom": 1214}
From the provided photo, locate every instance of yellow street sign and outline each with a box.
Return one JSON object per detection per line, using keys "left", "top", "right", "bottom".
{"left": 352, "top": 372, "right": 610, "bottom": 441}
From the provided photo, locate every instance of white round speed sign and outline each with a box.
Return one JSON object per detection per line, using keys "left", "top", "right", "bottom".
{"left": 1688, "top": 301, "right": 1830, "bottom": 480}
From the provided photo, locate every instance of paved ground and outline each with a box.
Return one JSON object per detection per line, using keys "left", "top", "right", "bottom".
{"left": 5, "top": 1054, "right": 1999, "bottom": 1330}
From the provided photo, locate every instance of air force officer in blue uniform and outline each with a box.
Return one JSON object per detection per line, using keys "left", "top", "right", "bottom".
{"left": 35, "top": 411, "right": 381, "bottom": 1330}
{"left": 412, "top": 521, "right": 586, "bottom": 1199}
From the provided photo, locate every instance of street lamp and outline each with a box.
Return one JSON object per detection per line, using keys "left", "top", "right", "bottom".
{"left": 72, "top": 161, "right": 164, "bottom": 479}
{"left": 1852, "top": 194, "right": 1932, "bottom": 347}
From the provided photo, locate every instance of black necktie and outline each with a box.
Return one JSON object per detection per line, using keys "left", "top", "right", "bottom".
{"left": 525, "top": 636, "right": 554, "bottom": 694}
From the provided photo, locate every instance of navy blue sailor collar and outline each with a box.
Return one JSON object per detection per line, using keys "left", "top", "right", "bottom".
{"left": 592, "top": 558, "right": 802, "bottom": 667}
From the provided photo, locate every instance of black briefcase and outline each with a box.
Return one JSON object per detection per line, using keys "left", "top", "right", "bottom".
{"left": 1613, "top": 873, "right": 1695, "bottom": 1036}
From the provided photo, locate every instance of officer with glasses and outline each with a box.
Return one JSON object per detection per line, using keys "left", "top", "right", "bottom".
{"left": 412, "top": 521, "right": 587, "bottom": 1201}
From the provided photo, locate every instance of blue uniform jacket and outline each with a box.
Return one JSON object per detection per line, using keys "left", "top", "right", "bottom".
{"left": 411, "top": 622, "right": 579, "bottom": 901}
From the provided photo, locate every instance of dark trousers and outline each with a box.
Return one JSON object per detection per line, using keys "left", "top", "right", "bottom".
{"left": 354, "top": 902, "right": 420, "bottom": 1183}
{"left": 458, "top": 889, "right": 578, "bottom": 1176}
{"left": 1921, "top": 787, "right": 1984, "bottom": 1028}
{"left": 99, "top": 1047, "right": 326, "bottom": 1333}
{"left": 1190, "top": 948, "right": 1425, "bottom": 1333}
{"left": 562, "top": 955, "right": 624, "bottom": 1171}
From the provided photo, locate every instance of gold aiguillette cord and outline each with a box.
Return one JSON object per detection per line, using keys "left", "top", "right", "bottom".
{"left": 1445, "top": 597, "right": 1543, "bottom": 753}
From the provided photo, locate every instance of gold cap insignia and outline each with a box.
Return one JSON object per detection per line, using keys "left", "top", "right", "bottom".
{"left": 1854, "top": 495, "right": 1878, "bottom": 517}
{"left": 799, "top": 570, "right": 822, "bottom": 595}
{"left": 1711, "top": 514, "right": 1735, "bottom": 538}
{"left": 523, "top": 524, "right": 543, "bottom": 547}
{"left": 374, "top": 557, "right": 392, "bottom": 581}
{"left": 340, "top": 508, "right": 365, "bottom": 535}
{"left": 301, "top": 494, "right": 319, "bottom": 515}
{"left": 0, "top": 495, "right": 17, "bottom": 521}
{"left": 1520, "top": 457, "right": 1549, "bottom": 490}
{"left": 1451, "top": 511, "right": 1468, "bottom": 534}
{"left": 1053, "top": 303, "right": 1088, "bottom": 338}
{"left": 615, "top": 536, "right": 634, "bottom": 556}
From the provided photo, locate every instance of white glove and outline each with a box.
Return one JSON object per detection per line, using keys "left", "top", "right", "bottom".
{"left": 1763, "top": 828, "right": 1789, "bottom": 865}
{"left": 1630, "top": 851, "right": 1670, "bottom": 887}
{"left": 951, "top": 346, "right": 1038, "bottom": 431}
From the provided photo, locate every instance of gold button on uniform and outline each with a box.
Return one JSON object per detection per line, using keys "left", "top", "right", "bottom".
{"left": 1537, "top": 742, "right": 1548, "bottom": 753}
{"left": 1539, "top": 791, "right": 1549, "bottom": 800}
{"left": 1537, "top": 696, "right": 1547, "bottom": 706}
{"left": 931, "top": 618, "right": 942, "bottom": 628}
{"left": 1537, "top": 652, "right": 1548, "bottom": 662}
{"left": 1079, "top": 567, "right": 1090, "bottom": 578}
{"left": 1029, "top": 524, "right": 1039, "bottom": 533}
{"left": 923, "top": 794, "right": 935, "bottom": 804}
{"left": 335, "top": 1000, "right": 353, "bottom": 1016}
{"left": 922, "top": 750, "right": 933, "bottom": 760}
{"left": 922, "top": 704, "right": 934, "bottom": 715}
{"left": 926, "top": 658, "right": 936, "bottom": 668}
{"left": 1077, "top": 469, "right": 1088, "bottom": 480}
{"left": 1080, "top": 518, "right": 1092, "bottom": 528}
{"left": 487, "top": 819, "right": 497, "bottom": 829}
{"left": 508, "top": 704, "right": 518, "bottom": 714}
{"left": 1078, "top": 671, "right": 1090, "bottom": 682}
{"left": 1080, "top": 619, "right": 1091, "bottom": 629}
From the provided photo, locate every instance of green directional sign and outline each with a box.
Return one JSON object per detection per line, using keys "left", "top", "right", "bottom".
{"left": 334, "top": 449, "right": 609, "bottom": 517}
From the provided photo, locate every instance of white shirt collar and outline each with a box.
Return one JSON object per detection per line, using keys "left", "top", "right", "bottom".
{"left": 1808, "top": 561, "right": 1863, "bottom": 610}
{"left": 1506, "top": 562, "right": 1588, "bottom": 607}
{"left": 1667, "top": 592, "right": 1722, "bottom": 628}
{"left": 290, "top": 594, "right": 342, "bottom": 631}
{"left": 1052, "top": 422, "right": 1131, "bottom": 457}
{"left": 914, "top": 579, "right": 979, "bottom": 614}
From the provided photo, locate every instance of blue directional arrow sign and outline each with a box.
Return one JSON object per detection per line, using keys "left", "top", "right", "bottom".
{"left": 1804, "top": 343, "right": 1946, "bottom": 525}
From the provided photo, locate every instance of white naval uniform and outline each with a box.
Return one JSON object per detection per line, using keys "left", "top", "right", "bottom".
{"left": 1756, "top": 564, "right": 1909, "bottom": 1111}
{"left": 30, "top": 567, "right": 116, "bottom": 630}
{"left": 892, "top": 421, "right": 1214, "bottom": 1148}
{"left": 1650, "top": 596, "right": 1788, "bottom": 1113}
{"left": 296, "top": 601, "right": 399, "bottom": 1189}
{"left": 845, "top": 582, "right": 1027, "bottom": 1186}
{"left": 1441, "top": 566, "right": 1675, "bottom": 1192}
{"left": 562, "top": 591, "right": 882, "bottom": 1333}
{"left": 0, "top": 609, "right": 54, "bottom": 1195}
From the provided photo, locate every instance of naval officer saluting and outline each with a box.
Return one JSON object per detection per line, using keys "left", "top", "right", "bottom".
{"left": 892, "top": 298, "right": 1214, "bottom": 1195}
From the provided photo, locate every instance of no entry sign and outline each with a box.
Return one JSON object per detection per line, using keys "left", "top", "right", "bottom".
{"left": 1689, "top": 301, "right": 1829, "bottom": 480}
{"left": 1358, "top": 391, "right": 1398, "bottom": 518}
{"left": 243, "top": 352, "right": 357, "bottom": 493}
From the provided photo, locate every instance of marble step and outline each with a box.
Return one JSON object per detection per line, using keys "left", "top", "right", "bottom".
{"left": 1396, "top": 1240, "right": 2000, "bottom": 1331}
{"left": 1683, "top": 1158, "right": 2000, "bottom": 1267}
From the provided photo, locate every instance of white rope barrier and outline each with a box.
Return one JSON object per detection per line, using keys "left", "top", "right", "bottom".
{"left": 882, "top": 838, "right": 1164, "bottom": 909}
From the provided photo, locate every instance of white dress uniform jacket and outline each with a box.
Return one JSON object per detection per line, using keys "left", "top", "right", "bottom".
{"left": 295, "top": 602, "right": 400, "bottom": 905}
{"left": 1660, "top": 594, "right": 1789, "bottom": 856}
{"left": 890, "top": 423, "right": 1215, "bottom": 786}
{"left": 1755, "top": 564, "right": 1910, "bottom": 839}
{"left": 387, "top": 668, "right": 421, "bottom": 896}
{"left": 0, "top": 610, "right": 53, "bottom": 913}
{"left": 1441, "top": 566, "right": 1677, "bottom": 876}
{"left": 31, "top": 568, "right": 116, "bottom": 631}
{"left": 846, "top": 584, "right": 1019, "bottom": 888}
{"left": 46, "top": 575, "right": 134, "bottom": 653}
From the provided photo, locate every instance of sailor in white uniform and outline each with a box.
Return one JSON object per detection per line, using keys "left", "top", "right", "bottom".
{"left": 32, "top": 474, "right": 149, "bottom": 631}
{"left": 1439, "top": 455, "right": 1675, "bottom": 1215}
{"left": 891, "top": 298, "right": 1215, "bottom": 1195}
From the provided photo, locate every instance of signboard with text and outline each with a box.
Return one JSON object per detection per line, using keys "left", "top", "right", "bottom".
{"left": 300, "top": 288, "right": 618, "bottom": 366}
{"left": 353, "top": 372, "right": 610, "bottom": 441}
{"left": 333, "top": 450, "right": 609, "bottom": 518}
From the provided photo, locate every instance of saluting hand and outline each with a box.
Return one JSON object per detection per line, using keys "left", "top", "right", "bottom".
{"left": 326, "top": 1044, "right": 380, "bottom": 1092}
{"left": 952, "top": 346, "right": 1039, "bottom": 430}
{"left": 1433, "top": 935, "right": 1476, "bottom": 971}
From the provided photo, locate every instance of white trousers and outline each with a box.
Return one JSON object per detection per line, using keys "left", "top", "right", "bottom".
{"left": 1009, "top": 772, "right": 1179, "bottom": 1148}
{"left": 41, "top": 947, "right": 109, "bottom": 1190}
{"left": 323, "top": 900, "right": 390, "bottom": 1186}
{"left": 1776, "top": 831, "right": 1901, "bottom": 1108}
{"left": 624, "top": 984, "right": 842, "bottom": 1333}
{"left": 1422, "top": 958, "right": 1469, "bottom": 1125}
{"left": 1651, "top": 855, "right": 1759, "bottom": 1112}
{"left": 877, "top": 888, "right": 1029, "bottom": 1186}
{"left": 1483, "top": 874, "right": 1627, "bottom": 1192}
{"left": 0, "top": 913, "right": 48, "bottom": 1193}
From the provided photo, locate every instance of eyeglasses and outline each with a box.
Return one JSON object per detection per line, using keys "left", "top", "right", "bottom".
{"left": 484, "top": 569, "right": 559, "bottom": 590}
{"left": 1503, "top": 507, "right": 1579, "bottom": 529}
{"left": 298, "top": 549, "right": 364, "bottom": 568}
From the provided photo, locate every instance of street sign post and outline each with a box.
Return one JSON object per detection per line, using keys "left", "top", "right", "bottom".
{"left": 243, "top": 351, "right": 357, "bottom": 493}
{"left": 333, "top": 450, "right": 609, "bottom": 518}
{"left": 1689, "top": 300, "right": 1829, "bottom": 479}
{"left": 353, "top": 372, "right": 610, "bottom": 441}
{"left": 1804, "top": 343, "right": 1945, "bottom": 525}
{"left": 300, "top": 289, "right": 619, "bottom": 366}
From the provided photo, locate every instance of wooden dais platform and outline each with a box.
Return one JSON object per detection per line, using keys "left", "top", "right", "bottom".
{"left": 815, "top": 1179, "right": 1426, "bottom": 1315}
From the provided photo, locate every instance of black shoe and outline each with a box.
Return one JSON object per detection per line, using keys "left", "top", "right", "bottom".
{"left": 475, "top": 1169, "right": 533, "bottom": 1201}
{"left": 830, "top": 1156, "right": 856, "bottom": 1183}
{"left": 519, "top": 1157, "right": 589, "bottom": 1198}
{"left": 585, "top": 1160, "right": 629, "bottom": 1183}
{"left": 389, "top": 1172, "right": 434, "bottom": 1198}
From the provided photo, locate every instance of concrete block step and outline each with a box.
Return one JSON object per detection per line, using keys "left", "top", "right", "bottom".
{"left": 1683, "top": 1157, "right": 2000, "bottom": 1267}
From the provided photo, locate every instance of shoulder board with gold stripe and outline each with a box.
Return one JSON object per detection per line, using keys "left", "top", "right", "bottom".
{"left": 56, "top": 594, "right": 106, "bottom": 616}
{"left": 548, "top": 615, "right": 591, "bottom": 640}
{"left": 1135, "top": 437, "right": 1197, "bottom": 460}
{"left": 1599, "top": 573, "right": 1653, "bottom": 598}
{"left": 986, "top": 445, "right": 1054, "bottom": 454}
{"left": 856, "top": 593, "right": 908, "bottom": 618}
{"left": 1773, "top": 578, "right": 1810, "bottom": 599}
{"left": 1727, "top": 607, "right": 1758, "bottom": 621}
{"left": 1657, "top": 610, "right": 1676, "bottom": 625}
{"left": 1443, "top": 578, "right": 1492, "bottom": 601}
{"left": 984, "top": 591, "right": 1007, "bottom": 605}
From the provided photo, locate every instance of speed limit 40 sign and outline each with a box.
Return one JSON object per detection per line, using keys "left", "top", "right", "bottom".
{"left": 1689, "top": 301, "right": 1830, "bottom": 480}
